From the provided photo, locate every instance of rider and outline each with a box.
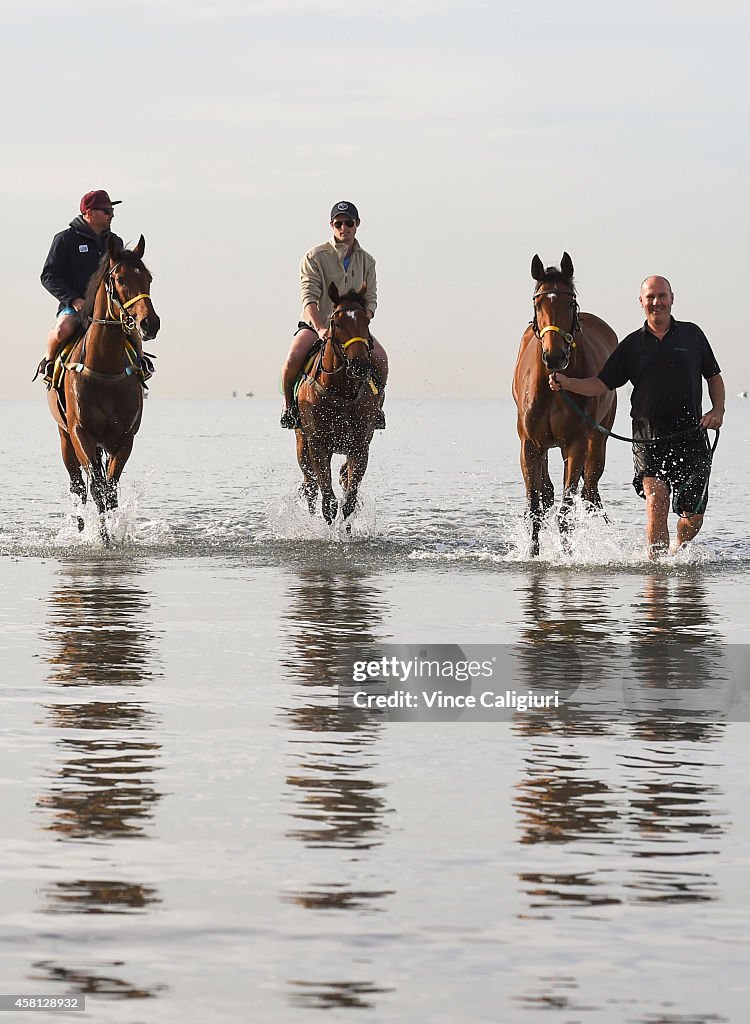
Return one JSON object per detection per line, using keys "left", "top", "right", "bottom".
{"left": 280, "top": 201, "right": 388, "bottom": 429}
{"left": 38, "top": 190, "right": 150, "bottom": 385}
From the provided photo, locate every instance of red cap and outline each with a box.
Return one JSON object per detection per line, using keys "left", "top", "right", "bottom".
{"left": 80, "top": 190, "right": 122, "bottom": 214}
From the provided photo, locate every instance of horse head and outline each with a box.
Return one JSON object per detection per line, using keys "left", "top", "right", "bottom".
{"left": 102, "top": 234, "right": 160, "bottom": 343}
{"left": 327, "top": 281, "right": 372, "bottom": 383}
{"left": 530, "top": 252, "right": 579, "bottom": 372}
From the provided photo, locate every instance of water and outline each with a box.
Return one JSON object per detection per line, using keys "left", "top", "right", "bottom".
{"left": 1, "top": 397, "right": 749, "bottom": 1023}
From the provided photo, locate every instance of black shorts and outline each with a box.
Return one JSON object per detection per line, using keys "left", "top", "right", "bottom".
{"left": 294, "top": 321, "right": 316, "bottom": 336}
{"left": 632, "top": 431, "right": 712, "bottom": 516}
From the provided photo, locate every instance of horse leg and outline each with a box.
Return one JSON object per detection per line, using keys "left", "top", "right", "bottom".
{"left": 295, "top": 430, "right": 318, "bottom": 515}
{"left": 70, "top": 426, "right": 110, "bottom": 542}
{"left": 558, "top": 442, "right": 587, "bottom": 546}
{"left": 541, "top": 452, "right": 554, "bottom": 515}
{"left": 307, "top": 441, "right": 337, "bottom": 524}
{"left": 58, "top": 427, "right": 86, "bottom": 531}
{"left": 581, "top": 430, "right": 609, "bottom": 518}
{"left": 520, "top": 440, "right": 546, "bottom": 556}
{"left": 341, "top": 449, "right": 369, "bottom": 523}
{"left": 105, "top": 435, "right": 135, "bottom": 513}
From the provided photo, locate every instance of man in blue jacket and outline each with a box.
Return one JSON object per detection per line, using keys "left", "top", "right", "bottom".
{"left": 37, "top": 189, "right": 124, "bottom": 384}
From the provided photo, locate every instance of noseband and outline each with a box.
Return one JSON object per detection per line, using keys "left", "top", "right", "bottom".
{"left": 531, "top": 287, "right": 580, "bottom": 365}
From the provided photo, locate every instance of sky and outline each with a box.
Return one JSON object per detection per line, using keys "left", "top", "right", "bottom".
{"left": 2, "top": 0, "right": 749, "bottom": 400}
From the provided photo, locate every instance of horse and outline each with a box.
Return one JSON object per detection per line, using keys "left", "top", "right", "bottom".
{"left": 512, "top": 252, "right": 617, "bottom": 555}
{"left": 47, "top": 234, "right": 159, "bottom": 541}
{"left": 295, "top": 282, "right": 380, "bottom": 524}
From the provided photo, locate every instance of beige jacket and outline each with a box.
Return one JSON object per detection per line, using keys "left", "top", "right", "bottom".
{"left": 300, "top": 238, "right": 377, "bottom": 322}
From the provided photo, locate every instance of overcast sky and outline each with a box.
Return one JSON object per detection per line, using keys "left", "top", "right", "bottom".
{"left": 3, "top": 0, "right": 749, "bottom": 400}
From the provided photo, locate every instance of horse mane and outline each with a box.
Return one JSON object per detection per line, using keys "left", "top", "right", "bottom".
{"left": 534, "top": 265, "right": 575, "bottom": 289}
{"left": 84, "top": 245, "right": 150, "bottom": 316}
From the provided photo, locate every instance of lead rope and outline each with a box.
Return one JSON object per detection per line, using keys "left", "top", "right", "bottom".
{"left": 555, "top": 387, "right": 719, "bottom": 517}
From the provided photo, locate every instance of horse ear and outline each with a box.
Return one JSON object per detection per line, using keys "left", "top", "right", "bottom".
{"left": 531, "top": 255, "right": 544, "bottom": 281}
{"left": 133, "top": 234, "right": 145, "bottom": 259}
{"left": 561, "top": 252, "right": 574, "bottom": 279}
{"left": 359, "top": 281, "right": 367, "bottom": 297}
{"left": 328, "top": 282, "right": 340, "bottom": 304}
{"left": 107, "top": 234, "right": 121, "bottom": 259}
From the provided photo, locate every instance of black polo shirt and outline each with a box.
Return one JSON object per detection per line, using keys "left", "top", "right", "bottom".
{"left": 598, "top": 318, "right": 721, "bottom": 438}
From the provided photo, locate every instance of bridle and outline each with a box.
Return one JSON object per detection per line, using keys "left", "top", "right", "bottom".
{"left": 321, "top": 302, "right": 373, "bottom": 385}
{"left": 88, "top": 261, "right": 152, "bottom": 336}
{"left": 531, "top": 286, "right": 581, "bottom": 368}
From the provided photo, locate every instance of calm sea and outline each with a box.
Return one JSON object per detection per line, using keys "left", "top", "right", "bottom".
{"left": 1, "top": 396, "right": 749, "bottom": 1023}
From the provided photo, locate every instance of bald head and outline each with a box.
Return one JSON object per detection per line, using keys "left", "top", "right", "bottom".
{"left": 639, "top": 276, "right": 674, "bottom": 336}
{"left": 640, "top": 275, "right": 673, "bottom": 297}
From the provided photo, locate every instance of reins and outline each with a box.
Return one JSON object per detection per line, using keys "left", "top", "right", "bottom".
{"left": 554, "top": 384, "right": 720, "bottom": 517}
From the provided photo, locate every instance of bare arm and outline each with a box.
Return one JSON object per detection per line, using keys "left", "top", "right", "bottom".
{"left": 548, "top": 372, "right": 609, "bottom": 396}
{"left": 701, "top": 374, "right": 725, "bottom": 429}
{"left": 303, "top": 302, "right": 328, "bottom": 337}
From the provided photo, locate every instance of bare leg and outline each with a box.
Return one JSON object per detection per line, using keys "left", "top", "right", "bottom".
{"left": 642, "top": 477, "right": 670, "bottom": 558}
{"left": 46, "top": 313, "right": 79, "bottom": 362}
{"left": 281, "top": 329, "right": 316, "bottom": 415}
{"left": 672, "top": 513, "right": 704, "bottom": 552}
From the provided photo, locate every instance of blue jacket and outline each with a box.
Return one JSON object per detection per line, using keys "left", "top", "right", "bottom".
{"left": 41, "top": 216, "right": 123, "bottom": 313}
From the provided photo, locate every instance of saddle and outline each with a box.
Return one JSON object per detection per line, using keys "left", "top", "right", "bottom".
{"left": 49, "top": 335, "right": 148, "bottom": 415}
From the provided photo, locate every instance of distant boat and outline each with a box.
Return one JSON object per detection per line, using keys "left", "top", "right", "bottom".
{"left": 245, "top": 391, "right": 254, "bottom": 398}
{"left": 739, "top": 391, "right": 748, "bottom": 399}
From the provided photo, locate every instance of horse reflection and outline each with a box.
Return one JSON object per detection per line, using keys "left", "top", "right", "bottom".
{"left": 39, "top": 562, "right": 162, "bottom": 842}
{"left": 280, "top": 570, "right": 389, "bottom": 851}
{"left": 280, "top": 569, "right": 393, "bottom": 1012}
{"left": 36, "top": 558, "right": 164, "bottom": 1013}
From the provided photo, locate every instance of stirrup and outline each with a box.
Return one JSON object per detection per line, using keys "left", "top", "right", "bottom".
{"left": 280, "top": 408, "right": 300, "bottom": 429}
{"left": 375, "top": 408, "right": 386, "bottom": 430}
{"left": 33, "top": 357, "right": 54, "bottom": 386}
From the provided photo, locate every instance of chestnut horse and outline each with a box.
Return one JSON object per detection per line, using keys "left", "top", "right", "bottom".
{"left": 47, "top": 235, "right": 159, "bottom": 540}
{"left": 295, "top": 282, "right": 380, "bottom": 524}
{"left": 512, "top": 253, "right": 617, "bottom": 555}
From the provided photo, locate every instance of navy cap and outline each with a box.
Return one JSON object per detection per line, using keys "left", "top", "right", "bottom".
{"left": 330, "top": 201, "right": 359, "bottom": 222}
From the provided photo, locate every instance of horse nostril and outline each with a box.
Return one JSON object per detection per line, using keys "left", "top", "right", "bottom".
{"left": 140, "top": 316, "right": 160, "bottom": 339}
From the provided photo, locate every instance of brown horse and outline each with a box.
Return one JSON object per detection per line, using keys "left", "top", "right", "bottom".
{"left": 47, "top": 235, "right": 159, "bottom": 540}
{"left": 512, "top": 253, "right": 617, "bottom": 555}
{"left": 295, "top": 282, "right": 380, "bottom": 524}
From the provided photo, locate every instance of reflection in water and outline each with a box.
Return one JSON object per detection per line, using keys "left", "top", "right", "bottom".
{"left": 280, "top": 569, "right": 394, "bottom": 1010}
{"left": 35, "top": 559, "right": 164, "bottom": 1001}
{"left": 30, "top": 960, "right": 165, "bottom": 1000}
{"left": 511, "top": 571, "right": 727, "bottom": 1015}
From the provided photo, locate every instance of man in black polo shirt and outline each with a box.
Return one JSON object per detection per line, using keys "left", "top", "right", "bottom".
{"left": 549, "top": 275, "right": 725, "bottom": 556}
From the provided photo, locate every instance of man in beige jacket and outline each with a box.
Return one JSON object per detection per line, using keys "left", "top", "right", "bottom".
{"left": 280, "top": 201, "right": 388, "bottom": 428}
